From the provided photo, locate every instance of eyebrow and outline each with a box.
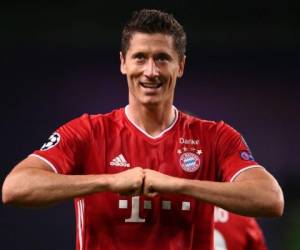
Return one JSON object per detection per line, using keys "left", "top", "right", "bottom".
{"left": 154, "top": 52, "right": 172, "bottom": 61}
{"left": 131, "top": 52, "right": 173, "bottom": 60}
{"left": 131, "top": 52, "right": 145, "bottom": 58}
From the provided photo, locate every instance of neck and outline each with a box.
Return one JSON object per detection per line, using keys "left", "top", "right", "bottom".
{"left": 126, "top": 103, "right": 176, "bottom": 137}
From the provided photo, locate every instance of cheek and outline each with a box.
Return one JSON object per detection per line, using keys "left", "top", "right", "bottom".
{"left": 167, "top": 71, "right": 178, "bottom": 85}
{"left": 127, "top": 76, "right": 139, "bottom": 92}
{"left": 128, "top": 68, "right": 143, "bottom": 80}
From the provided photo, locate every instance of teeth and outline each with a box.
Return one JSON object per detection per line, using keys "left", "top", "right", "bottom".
{"left": 141, "top": 82, "right": 162, "bottom": 88}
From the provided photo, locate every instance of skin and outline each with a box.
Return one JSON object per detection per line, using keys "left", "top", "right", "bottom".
{"left": 120, "top": 33, "right": 185, "bottom": 136}
{"left": 2, "top": 32, "right": 284, "bottom": 217}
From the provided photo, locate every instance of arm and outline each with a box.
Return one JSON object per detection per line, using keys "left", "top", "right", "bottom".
{"left": 143, "top": 167, "right": 284, "bottom": 217}
{"left": 2, "top": 156, "right": 144, "bottom": 207}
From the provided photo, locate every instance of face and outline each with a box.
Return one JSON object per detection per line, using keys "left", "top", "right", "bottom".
{"left": 120, "top": 32, "right": 185, "bottom": 107}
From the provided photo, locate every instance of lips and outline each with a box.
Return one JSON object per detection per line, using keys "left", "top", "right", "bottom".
{"left": 140, "top": 82, "right": 163, "bottom": 88}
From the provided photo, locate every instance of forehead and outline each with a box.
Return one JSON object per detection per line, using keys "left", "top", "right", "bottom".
{"left": 127, "top": 32, "right": 177, "bottom": 56}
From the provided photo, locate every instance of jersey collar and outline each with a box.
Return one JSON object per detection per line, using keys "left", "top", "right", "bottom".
{"left": 124, "top": 105, "right": 179, "bottom": 140}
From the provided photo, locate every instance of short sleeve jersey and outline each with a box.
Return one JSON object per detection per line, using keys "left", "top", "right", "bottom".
{"left": 32, "top": 107, "right": 260, "bottom": 250}
{"left": 214, "top": 207, "right": 267, "bottom": 250}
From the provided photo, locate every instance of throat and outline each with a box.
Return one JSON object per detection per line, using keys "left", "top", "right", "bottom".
{"left": 125, "top": 105, "right": 177, "bottom": 138}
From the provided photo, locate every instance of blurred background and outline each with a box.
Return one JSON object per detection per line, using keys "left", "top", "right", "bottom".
{"left": 1, "top": 1, "right": 299, "bottom": 249}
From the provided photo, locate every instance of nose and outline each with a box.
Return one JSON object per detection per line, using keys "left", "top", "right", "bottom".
{"left": 144, "top": 59, "right": 159, "bottom": 78}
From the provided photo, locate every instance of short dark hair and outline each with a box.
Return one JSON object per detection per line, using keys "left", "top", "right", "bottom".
{"left": 121, "top": 9, "right": 186, "bottom": 59}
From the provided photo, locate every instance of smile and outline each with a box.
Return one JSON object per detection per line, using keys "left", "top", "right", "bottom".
{"left": 140, "top": 82, "right": 163, "bottom": 89}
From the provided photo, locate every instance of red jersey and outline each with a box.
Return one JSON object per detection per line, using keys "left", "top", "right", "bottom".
{"left": 32, "top": 107, "right": 260, "bottom": 250}
{"left": 214, "top": 207, "right": 267, "bottom": 250}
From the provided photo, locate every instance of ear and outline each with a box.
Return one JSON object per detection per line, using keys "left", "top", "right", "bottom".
{"left": 120, "top": 52, "right": 127, "bottom": 75}
{"left": 177, "top": 55, "right": 186, "bottom": 78}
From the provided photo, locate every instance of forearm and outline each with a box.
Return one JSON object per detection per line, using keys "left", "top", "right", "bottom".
{"left": 178, "top": 175, "right": 284, "bottom": 217}
{"left": 2, "top": 168, "right": 112, "bottom": 207}
{"left": 144, "top": 168, "right": 282, "bottom": 217}
{"left": 179, "top": 180, "right": 269, "bottom": 216}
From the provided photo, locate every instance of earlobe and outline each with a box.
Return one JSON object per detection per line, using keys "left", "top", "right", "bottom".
{"left": 120, "top": 52, "right": 126, "bottom": 75}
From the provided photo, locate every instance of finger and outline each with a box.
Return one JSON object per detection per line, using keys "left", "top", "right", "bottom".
{"left": 120, "top": 187, "right": 142, "bottom": 196}
{"left": 143, "top": 182, "right": 157, "bottom": 196}
{"left": 145, "top": 191, "right": 158, "bottom": 198}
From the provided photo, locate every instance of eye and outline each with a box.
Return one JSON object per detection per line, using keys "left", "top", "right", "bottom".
{"left": 155, "top": 53, "right": 171, "bottom": 64}
{"left": 133, "top": 53, "right": 146, "bottom": 63}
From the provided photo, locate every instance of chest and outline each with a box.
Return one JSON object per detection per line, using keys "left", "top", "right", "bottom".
{"left": 86, "top": 128, "right": 217, "bottom": 181}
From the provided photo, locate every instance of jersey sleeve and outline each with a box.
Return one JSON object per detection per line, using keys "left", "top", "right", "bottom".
{"left": 215, "top": 121, "right": 261, "bottom": 182}
{"left": 31, "top": 114, "right": 92, "bottom": 174}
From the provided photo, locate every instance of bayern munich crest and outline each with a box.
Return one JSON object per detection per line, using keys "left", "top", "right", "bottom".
{"left": 178, "top": 149, "right": 202, "bottom": 173}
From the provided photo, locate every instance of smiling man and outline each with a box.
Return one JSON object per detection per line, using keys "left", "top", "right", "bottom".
{"left": 2, "top": 9, "right": 284, "bottom": 250}
{"left": 120, "top": 31, "right": 184, "bottom": 137}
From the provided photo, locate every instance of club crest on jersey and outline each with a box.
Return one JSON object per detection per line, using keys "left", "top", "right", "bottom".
{"left": 40, "top": 132, "right": 60, "bottom": 151}
{"left": 178, "top": 148, "right": 202, "bottom": 173}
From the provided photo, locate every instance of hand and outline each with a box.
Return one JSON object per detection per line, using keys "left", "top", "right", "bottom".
{"left": 109, "top": 167, "right": 144, "bottom": 196}
{"left": 143, "top": 169, "right": 181, "bottom": 197}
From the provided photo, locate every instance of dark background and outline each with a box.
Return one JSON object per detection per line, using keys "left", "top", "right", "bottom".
{"left": 1, "top": 1, "right": 299, "bottom": 249}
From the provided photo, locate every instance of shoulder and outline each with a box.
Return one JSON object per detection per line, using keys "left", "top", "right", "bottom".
{"left": 89, "top": 107, "right": 125, "bottom": 128}
{"left": 71, "top": 107, "right": 125, "bottom": 125}
{"left": 179, "top": 110, "right": 233, "bottom": 133}
{"left": 59, "top": 108, "right": 125, "bottom": 135}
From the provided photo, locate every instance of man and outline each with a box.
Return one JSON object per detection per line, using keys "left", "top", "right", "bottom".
{"left": 2, "top": 9, "right": 284, "bottom": 250}
{"left": 214, "top": 207, "right": 267, "bottom": 250}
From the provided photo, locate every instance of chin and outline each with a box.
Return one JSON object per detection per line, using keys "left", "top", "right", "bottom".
{"left": 140, "top": 98, "right": 161, "bottom": 106}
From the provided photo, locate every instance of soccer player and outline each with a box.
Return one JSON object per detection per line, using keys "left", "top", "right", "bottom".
{"left": 2, "top": 9, "right": 284, "bottom": 250}
{"left": 214, "top": 207, "right": 267, "bottom": 250}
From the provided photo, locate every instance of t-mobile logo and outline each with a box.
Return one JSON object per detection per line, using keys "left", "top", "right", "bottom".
{"left": 119, "top": 196, "right": 191, "bottom": 223}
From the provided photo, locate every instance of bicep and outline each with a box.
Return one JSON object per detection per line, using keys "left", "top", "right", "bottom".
{"left": 232, "top": 166, "right": 284, "bottom": 217}
{"left": 2, "top": 156, "right": 58, "bottom": 205}
{"left": 10, "top": 155, "right": 56, "bottom": 175}
{"left": 233, "top": 166, "right": 276, "bottom": 183}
